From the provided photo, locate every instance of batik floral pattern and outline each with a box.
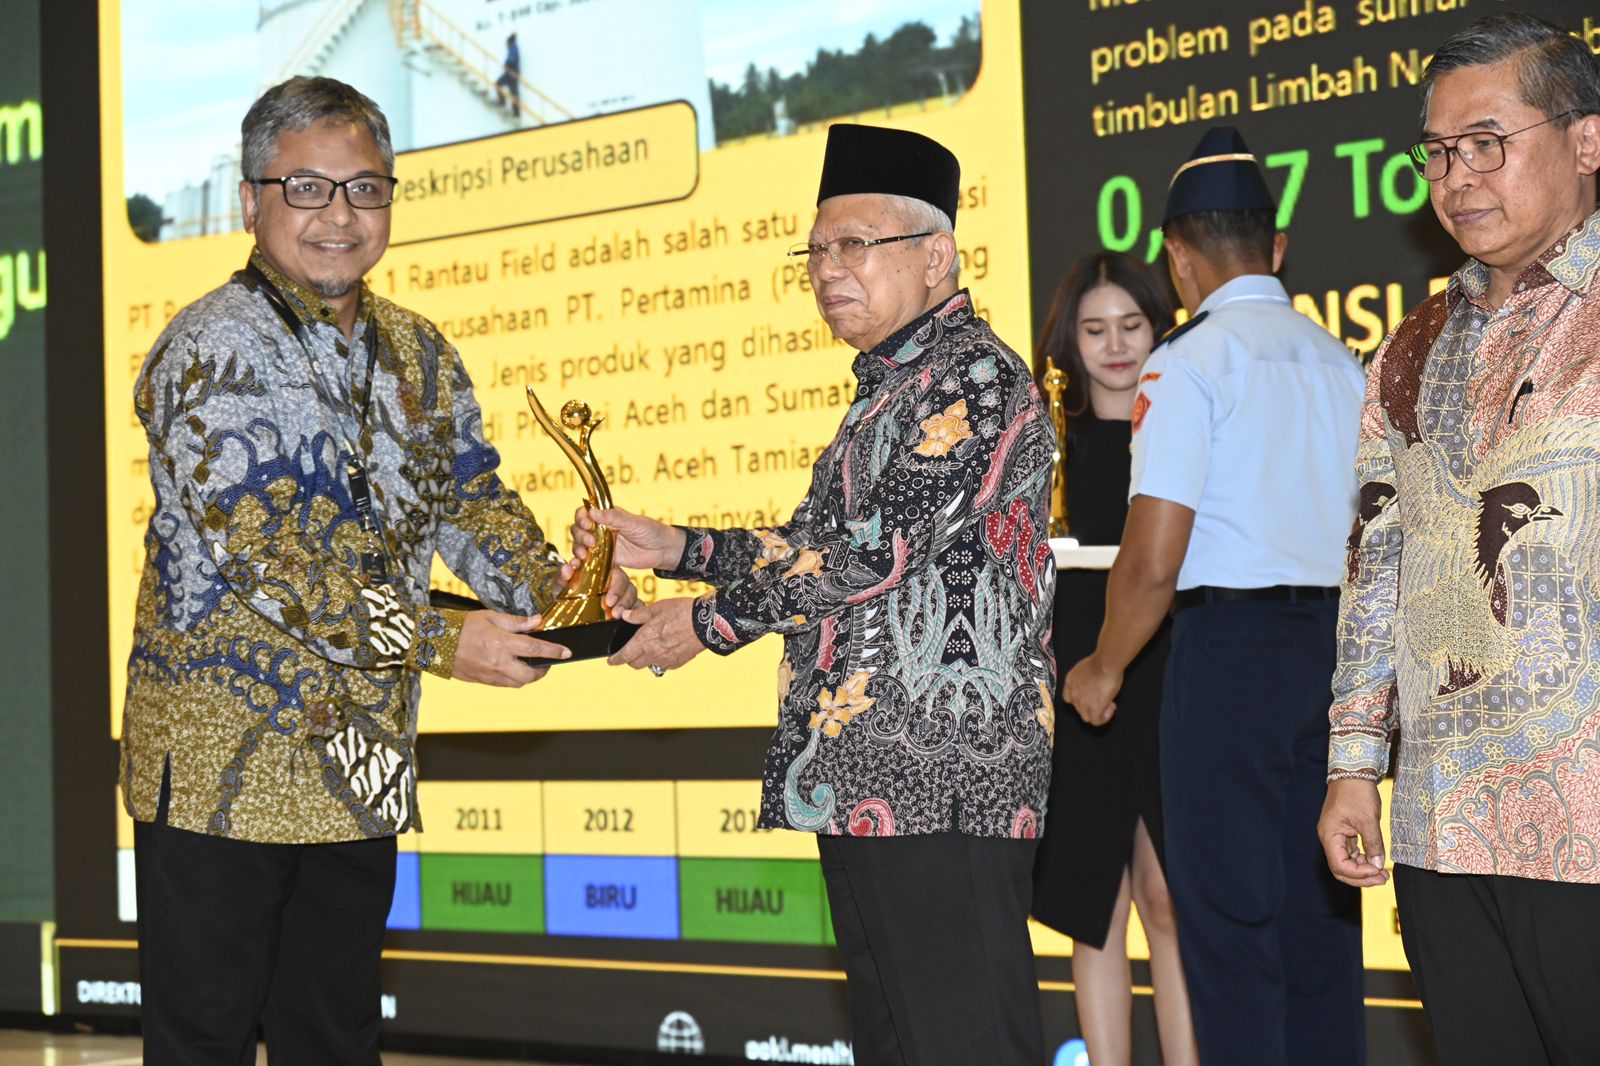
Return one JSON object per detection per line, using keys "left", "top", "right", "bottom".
{"left": 664, "top": 291, "right": 1055, "bottom": 838}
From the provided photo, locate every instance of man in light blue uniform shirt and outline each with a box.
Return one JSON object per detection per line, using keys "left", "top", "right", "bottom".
{"left": 1063, "top": 126, "right": 1367, "bottom": 1066}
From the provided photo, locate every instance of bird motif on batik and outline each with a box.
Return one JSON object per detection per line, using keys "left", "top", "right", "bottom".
{"left": 1346, "top": 480, "right": 1397, "bottom": 584}
{"left": 1394, "top": 437, "right": 1569, "bottom": 700}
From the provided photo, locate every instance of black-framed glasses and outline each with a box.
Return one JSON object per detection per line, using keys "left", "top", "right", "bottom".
{"left": 1407, "top": 110, "right": 1579, "bottom": 180}
{"left": 252, "top": 174, "right": 399, "bottom": 209}
{"left": 787, "top": 232, "right": 933, "bottom": 268}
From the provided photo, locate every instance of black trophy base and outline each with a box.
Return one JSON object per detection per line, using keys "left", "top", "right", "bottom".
{"left": 426, "top": 590, "right": 639, "bottom": 665}
{"left": 520, "top": 617, "right": 640, "bottom": 666}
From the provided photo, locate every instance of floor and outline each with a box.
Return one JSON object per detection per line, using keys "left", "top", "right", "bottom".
{"left": 0, "top": 1030, "right": 571, "bottom": 1065}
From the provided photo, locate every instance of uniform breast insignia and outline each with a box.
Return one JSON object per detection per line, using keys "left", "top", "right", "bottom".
{"left": 1153, "top": 310, "right": 1210, "bottom": 352}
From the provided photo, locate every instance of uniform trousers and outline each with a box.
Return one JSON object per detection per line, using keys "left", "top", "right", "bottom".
{"left": 816, "top": 832, "right": 1044, "bottom": 1066}
{"left": 1393, "top": 863, "right": 1600, "bottom": 1066}
{"left": 134, "top": 776, "right": 396, "bottom": 1066}
{"left": 1162, "top": 598, "right": 1364, "bottom": 1065}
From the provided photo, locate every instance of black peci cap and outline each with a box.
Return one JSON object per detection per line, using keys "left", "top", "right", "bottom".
{"left": 1162, "top": 126, "right": 1276, "bottom": 225}
{"left": 816, "top": 123, "right": 961, "bottom": 225}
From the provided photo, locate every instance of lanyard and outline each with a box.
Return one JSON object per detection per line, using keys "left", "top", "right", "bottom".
{"left": 242, "top": 262, "right": 390, "bottom": 585}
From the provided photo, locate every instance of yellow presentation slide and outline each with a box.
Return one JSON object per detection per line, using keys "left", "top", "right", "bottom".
{"left": 98, "top": 0, "right": 1420, "bottom": 976}
{"left": 101, "top": 0, "right": 1025, "bottom": 733}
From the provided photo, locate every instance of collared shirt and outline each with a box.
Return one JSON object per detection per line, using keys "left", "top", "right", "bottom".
{"left": 122, "top": 252, "right": 562, "bottom": 844}
{"left": 1129, "top": 274, "right": 1365, "bottom": 589}
{"left": 1330, "top": 210, "right": 1600, "bottom": 882}
{"left": 662, "top": 291, "right": 1056, "bottom": 838}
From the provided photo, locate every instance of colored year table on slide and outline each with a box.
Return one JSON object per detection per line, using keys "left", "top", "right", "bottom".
{"left": 386, "top": 780, "right": 834, "bottom": 945}
{"left": 116, "top": 779, "right": 1410, "bottom": 966}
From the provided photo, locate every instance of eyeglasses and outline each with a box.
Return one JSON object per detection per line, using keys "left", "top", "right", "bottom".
{"left": 786, "top": 232, "right": 933, "bottom": 268}
{"left": 1407, "top": 110, "right": 1579, "bottom": 181}
{"left": 252, "top": 174, "right": 399, "bottom": 209}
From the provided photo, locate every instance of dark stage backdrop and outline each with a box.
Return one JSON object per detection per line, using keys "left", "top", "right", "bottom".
{"left": 24, "top": 2, "right": 1600, "bottom": 1064}
{"left": 0, "top": 0, "right": 53, "bottom": 1015}
{"left": 1024, "top": 0, "right": 1600, "bottom": 352}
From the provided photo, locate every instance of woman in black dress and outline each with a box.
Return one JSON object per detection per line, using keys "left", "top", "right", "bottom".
{"left": 1031, "top": 253, "right": 1198, "bottom": 1066}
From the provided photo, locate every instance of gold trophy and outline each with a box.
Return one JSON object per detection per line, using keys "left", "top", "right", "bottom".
{"left": 425, "top": 388, "right": 639, "bottom": 663}
{"left": 1041, "top": 357, "right": 1070, "bottom": 538}
{"left": 517, "top": 387, "right": 640, "bottom": 663}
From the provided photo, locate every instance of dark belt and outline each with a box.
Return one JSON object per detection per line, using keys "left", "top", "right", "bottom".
{"left": 1170, "top": 584, "right": 1339, "bottom": 616}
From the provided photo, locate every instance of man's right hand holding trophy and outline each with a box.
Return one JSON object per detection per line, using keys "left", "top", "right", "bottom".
{"left": 569, "top": 506, "right": 707, "bottom": 678}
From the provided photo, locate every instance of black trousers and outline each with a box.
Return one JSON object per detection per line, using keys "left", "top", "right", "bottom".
{"left": 817, "top": 832, "right": 1044, "bottom": 1066}
{"left": 1162, "top": 599, "right": 1365, "bottom": 1066}
{"left": 1394, "top": 864, "right": 1600, "bottom": 1066}
{"left": 134, "top": 785, "right": 396, "bottom": 1066}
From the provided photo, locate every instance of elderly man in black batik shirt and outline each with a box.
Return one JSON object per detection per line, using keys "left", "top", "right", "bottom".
{"left": 574, "top": 124, "right": 1057, "bottom": 1066}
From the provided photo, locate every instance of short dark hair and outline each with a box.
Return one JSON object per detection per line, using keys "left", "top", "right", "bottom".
{"left": 241, "top": 76, "right": 394, "bottom": 181}
{"left": 1033, "top": 251, "right": 1176, "bottom": 420}
{"left": 1422, "top": 13, "right": 1600, "bottom": 133}
{"left": 1162, "top": 209, "right": 1276, "bottom": 267}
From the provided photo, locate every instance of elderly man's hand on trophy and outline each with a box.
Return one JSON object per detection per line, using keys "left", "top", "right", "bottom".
{"left": 610, "top": 596, "right": 705, "bottom": 675}
{"left": 569, "top": 505, "right": 687, "bottom": 572}
{"left": 570, "top": 506, "right": 699, "bottom": 676}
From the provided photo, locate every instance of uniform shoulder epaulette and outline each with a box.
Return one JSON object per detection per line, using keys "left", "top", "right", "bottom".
{"left": 1152, "top": 310, "right": 1209, "bottom": 353}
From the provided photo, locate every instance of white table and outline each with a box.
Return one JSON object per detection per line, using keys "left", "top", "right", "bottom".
{"left": 1049, "top": 537, "right": 1118, "bottom": 570}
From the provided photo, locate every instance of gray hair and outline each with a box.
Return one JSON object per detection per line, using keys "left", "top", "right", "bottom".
{"left": 1421, "top": 13, "right": 1600, "bottom": 133}
{"left": 241, "top": 76, "right": 395, "bottom": 180}
{"left": 884, "top": 194, "right": 961, "bottom": 281}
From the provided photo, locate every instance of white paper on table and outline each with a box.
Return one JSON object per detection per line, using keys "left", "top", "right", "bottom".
{"left": 1049, "top": 537, "right": 1118, "bottom": 570}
